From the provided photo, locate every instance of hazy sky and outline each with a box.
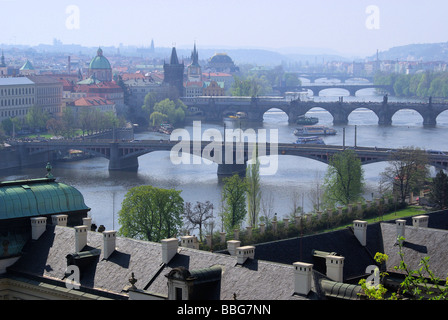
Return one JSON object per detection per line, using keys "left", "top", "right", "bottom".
{"left": 1, "top": 0, "right": 447, "bottom": 57}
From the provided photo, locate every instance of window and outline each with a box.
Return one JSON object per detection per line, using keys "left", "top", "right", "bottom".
{"left": 175, "top": 287, "right": 183, "bottom": 300}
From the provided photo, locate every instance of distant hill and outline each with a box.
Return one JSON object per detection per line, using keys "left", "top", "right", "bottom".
{"left": 372, "top": 42, "right": 448, "bottom": 62}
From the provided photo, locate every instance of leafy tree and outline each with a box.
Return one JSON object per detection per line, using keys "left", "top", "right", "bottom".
{"left": 221, "top": 174, "right": 248, "bottom": 233}
{"left": 183, "top": 201, "right": 214, "bottom": 241}
{"left": 323, "top": 149, "right": 365, "bottom": 207}
{"left": 118, "top": 186, "right": 184, "bottom": 242}
{"left": 429, "top": 170, "right": 448, "bottom": 209}
{"left": 150, "top": 98, "right": 186, "bottom": 126}
{"left": 246, "top": 154, "right": 261, "bottom": 227}
{"left": 381, "top": 147, "right": 429, "bottom": 204}
{"left": 26, "top": 105, "right": 50, "bottom": 132}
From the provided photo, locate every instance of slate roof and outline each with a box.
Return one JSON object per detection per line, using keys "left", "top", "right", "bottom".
{"left": 252, "top": 210, "right": 448, "bottom": 282}
{"left": 8, "top": 225, "right": 313, "bottom": 300}
{"left": 253, "top": 225, "right": 381, "bottom": 282}
{"left": 381, "top": 222, "right": 448, "bottom": 279}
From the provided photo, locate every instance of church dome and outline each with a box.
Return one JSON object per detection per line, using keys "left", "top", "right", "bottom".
{"left": 89, "top": 48, "right": 111, "bottom": 70}
{"left": 209, "top": 53, "right": 234, "bottom": 64}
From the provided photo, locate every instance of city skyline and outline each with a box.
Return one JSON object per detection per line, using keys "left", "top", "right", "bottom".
{"left": 1, "top": 0, "right": 448, "bottom": 58}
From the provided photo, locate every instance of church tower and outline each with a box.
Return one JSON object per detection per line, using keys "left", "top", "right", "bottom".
{"left": 187, "top": 43, "right": 202, "bottom": 82}
{"left": 163, "top": 47, "right": 185, "bottom": 98}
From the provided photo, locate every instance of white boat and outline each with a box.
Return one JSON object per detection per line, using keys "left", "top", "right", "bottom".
{"left": 293, "top": 136, "right": 326, "bottom": 145}
{"left": 294, "top": 125, "right": 337, "bottom": 136}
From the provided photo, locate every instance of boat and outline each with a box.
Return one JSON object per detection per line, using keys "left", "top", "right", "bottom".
{"left": 293, "top": 136, "right": 326, "bottom": 145}
{"left": 296, "top": 115, "right": 319, "bottom": 125}
{"left": 294, "top": 125, "right": 337, "bottom": 136}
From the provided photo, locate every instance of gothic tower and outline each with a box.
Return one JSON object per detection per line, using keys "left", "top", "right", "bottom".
{"left": 163, "top": 47, "right": 185, "bottom": 98}
{"left": 187, "top": 43, "right": 202, "bottom": 82}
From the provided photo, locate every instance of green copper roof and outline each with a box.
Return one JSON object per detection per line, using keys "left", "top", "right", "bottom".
{"left": 89, "top": 48, "right": 111, "bottom": 70}
{"left": 20, "top": 60, "right": 34, "bottom": 70}
{"left": 0, "top": 178, "right": 90, "bottom": 220}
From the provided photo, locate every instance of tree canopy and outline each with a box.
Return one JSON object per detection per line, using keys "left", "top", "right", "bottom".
{"left": 118, "top": 185, "right": 184, "bottom": 242}
{"left": 221, "top": 174, "right": 248, "bottom": 233}
{"left": 323, "top": 149, "right": 365, "bottom": 207}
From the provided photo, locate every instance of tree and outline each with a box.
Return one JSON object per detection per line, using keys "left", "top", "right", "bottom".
{"left": 429, "top": 170, "right": 448, "bottom": 209}
{"left": 118, "top": 186, "right": 184, "bottom": 242}
{"left": 323, "top": 149, "right": 365, "bottom": 207}
{"left": 150, "top": 98, "right": 186, "bottom": 126}
{"left": 246, "top": 154, "right": 261, "bottom": 227}
{"left": 26, "top": 105, "right": 50, "bottom": 132}
{"left": 221, "top": 174, "right": 248, "bottom": 234}
{"left": 183, "top": 201, "right": 214, "bottom": 241}
{"left": 381, "top": 147, "right": 429, "bottom": 204}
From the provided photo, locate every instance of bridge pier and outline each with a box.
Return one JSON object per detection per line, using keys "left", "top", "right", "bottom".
{"left": 109, "top": 144, "right": 139, "bottom": 171}
{"left": 217, "top": 163, "right": 247, "bottom": 177}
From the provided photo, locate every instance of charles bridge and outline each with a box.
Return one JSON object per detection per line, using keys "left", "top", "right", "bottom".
{"left": 181, "top": 96, "right": 448, "bottom": 126}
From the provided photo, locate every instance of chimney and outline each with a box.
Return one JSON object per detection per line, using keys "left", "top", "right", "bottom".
{"left": 180, "top": 235, "right": 196, "bottom": 249}
{"left": 227, "top": 240, "right": 241, "bottom": 256}
{"left": 325, "top": 255, "right": 344, "bottom": 282}
{"left": 161, "top": 238, "right": 178, "bottom": 264}
{"left": 75, "top": 225, "right": 88, "bottom": 252}
{"left": 412, "top": 215, "right": 429, "bottom": 228}
{"left": 396, "top": 219, "right": 406, "bottom": 243}
{"left": 293, "top": 262, "right": 313, "bottom": 296}
{"left": 82, "top": 217, "right": 92, "bottom": 230}
{"left": 31, "top": 217, "right": 47, "bottom": 240}
{"left": 353, "top": 220, "right": 367, "bottom": 246}
{"left": 236, "top": 246, "right": 255, "bottom": 264}
{"left": 52, "top": 214, "right": 68, "bottom": 226}
{"left": 103, "top": 230, "right": 117, "bottom": 260}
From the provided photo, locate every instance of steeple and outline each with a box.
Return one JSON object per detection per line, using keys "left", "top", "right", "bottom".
{"left": 191, "top": 42, "right": 199, "bottom": 67}
{"left": 170, "top": 47, "right": 180, "bottom": 65}
{"left": 0, "top": 50, "right": 5, "bottom": 67}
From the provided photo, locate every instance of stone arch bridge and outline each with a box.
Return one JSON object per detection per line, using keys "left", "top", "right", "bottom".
{"left": 11, "top": 140, "right": 448, "bottom": 174}
{"left": 182, "top": 96, "right": 448, "bottom": 126}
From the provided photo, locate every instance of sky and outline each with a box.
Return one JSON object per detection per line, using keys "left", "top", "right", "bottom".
{"left": 1, "top": 0, "right": 448, "bottom": 57}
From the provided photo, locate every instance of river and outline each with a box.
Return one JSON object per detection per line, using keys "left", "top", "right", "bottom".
{"left": 1, "top": 86, "right": 448, "bottom": 232}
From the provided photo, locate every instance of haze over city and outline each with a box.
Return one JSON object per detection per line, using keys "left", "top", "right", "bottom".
{"left": 1, "top": 0, "right": 448, "bottom": 57}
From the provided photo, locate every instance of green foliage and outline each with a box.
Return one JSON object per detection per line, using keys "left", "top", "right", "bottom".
{"left": 118, "top": 185, "right": 184, "bottom": 242}
{"left": 429, "top": 170, "right": 448, "bottom": 209}
{"left": 323, "top": 149, "right": 365, "bottom": 207}
{"left": 381, "top": 147, "right": 429, "bottom": 204}
{"left": 246, "top": 152, "right": 261, "bottom": 227}
{"left": 359, "top": 237, "right": 448, "bottom": 300}
{"left": 231, "top": 75, "right": 272, "bottom": 97}
{"left": 221, "top": 174, "right": 248, "bottom": 234}
{"left": 150, "top": 98, "right": 186, "bottom": 126}
{"left": 26, "top": 105, "right": 50, "bottom": 132}
{"left": 375, "top": 71, "right": 448, "bottom": 98}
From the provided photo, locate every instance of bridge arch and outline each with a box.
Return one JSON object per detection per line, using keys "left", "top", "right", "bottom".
{"left": 347, "top": 107, "right": 380, "bottom": 125}
{"left": 435, "top": 109, "right": 448, "bottom": 125}
{"left": 391, "top": 108, "right": 425, "bottom": 126}
{"left": 263, "top": 107, "right": 289, "bottom": 123}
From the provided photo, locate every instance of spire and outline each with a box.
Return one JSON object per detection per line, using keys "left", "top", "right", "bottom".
{"left": 170, "top": 47, "right": 180, "bottom": 65}
{"left": 0, "top": 50, "right": 5, "bottom": 67}
{"left": 97, "top": 47, "right": 103, "bottom": 56}
{"left": 191, "top": 42, "right": 199, "bottom": 66}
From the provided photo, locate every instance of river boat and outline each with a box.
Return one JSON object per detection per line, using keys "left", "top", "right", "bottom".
{"left": 296, "top": 115, "right": 319, "bottom": 125}
{"left": 293, "top": 136, "right": 326, "bottom": 145}
{"left": 294, "top": 125, "right": 337, "bottom": 136}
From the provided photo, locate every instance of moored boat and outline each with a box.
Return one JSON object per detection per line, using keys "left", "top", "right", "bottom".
{"left": 293, "top": 136, "right": 326, "bottom": 145}
{"left": 294, "top": 125, "right": 337, "bottom": 136}
{"left": 296, "top": 115, "right": 319, "bottom": 125}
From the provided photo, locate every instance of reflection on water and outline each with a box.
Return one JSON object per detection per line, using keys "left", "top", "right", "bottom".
{"left": 1, "top": 88, "right": 447, "bottom": 231}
